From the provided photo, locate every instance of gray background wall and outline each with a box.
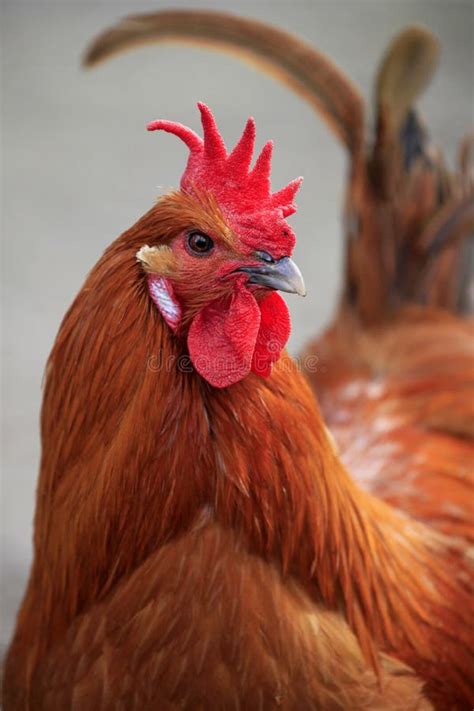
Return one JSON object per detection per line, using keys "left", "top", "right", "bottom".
{"left": 1, "top": 0, "right": 473, "bottom": 651}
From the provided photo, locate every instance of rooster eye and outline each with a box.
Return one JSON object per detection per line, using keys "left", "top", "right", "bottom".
{"left": 186, "top": 231, "right": 214, "bottom": 256}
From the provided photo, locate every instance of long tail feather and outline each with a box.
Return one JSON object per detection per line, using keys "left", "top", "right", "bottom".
{"left": 83, "top": 9, "right": 365, "bottom": 154}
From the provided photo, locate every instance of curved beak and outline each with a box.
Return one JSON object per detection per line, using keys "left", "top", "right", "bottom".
{"left": 237, "top": 256, "right": 307, "bottom": 296}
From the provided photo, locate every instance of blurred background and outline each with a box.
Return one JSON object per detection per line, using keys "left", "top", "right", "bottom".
{"left": 1, "top": 0, "right": 472, "bottom": 653}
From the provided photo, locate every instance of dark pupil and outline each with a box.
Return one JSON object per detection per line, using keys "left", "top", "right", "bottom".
{"left": 189, "top": 232, "right": 213, "bottom": 254}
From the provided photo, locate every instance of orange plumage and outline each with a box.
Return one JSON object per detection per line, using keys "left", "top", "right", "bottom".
{"left": 4, "top": 11, "right": 474, "bottom": 711}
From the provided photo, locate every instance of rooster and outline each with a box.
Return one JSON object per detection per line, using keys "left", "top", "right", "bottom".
{"left": 82, "top": 9, "right": 474, "bottom": 699}
{"left": 3, "top": 13, "right": 473, "bottom": 711}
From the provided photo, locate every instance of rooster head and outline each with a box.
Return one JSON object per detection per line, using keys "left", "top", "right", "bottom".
{"left": 137, "top": 103, "right": 304, "bottom": 388}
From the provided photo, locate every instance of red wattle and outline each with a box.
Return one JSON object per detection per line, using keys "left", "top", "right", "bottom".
{"left": 187, "top": 286, "right": 261, "bottom": 388}
{"left": 251, "top": 292, "right": 291, "bottom": 377}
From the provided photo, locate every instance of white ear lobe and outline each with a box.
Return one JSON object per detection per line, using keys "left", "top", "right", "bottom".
{"left": 147, "top": 274, "right": 182, "bottom": 332}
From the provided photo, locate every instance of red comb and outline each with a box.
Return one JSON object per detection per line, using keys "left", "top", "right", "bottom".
{"left": 148, "top": 103, "right": 302, "bottom": 257}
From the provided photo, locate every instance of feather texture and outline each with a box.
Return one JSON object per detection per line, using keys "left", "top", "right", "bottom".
{"left": 3, "top": 206, "right": 473, "bottom": 709}
{"left": 3, "top": 13, "right": 474, "bottom": 710}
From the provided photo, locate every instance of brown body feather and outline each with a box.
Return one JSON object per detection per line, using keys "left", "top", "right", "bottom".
{"left": 22, "top": 525, "right": 433, "bottom": 710}
{"left": 304, "top": 307, "right": 474, "bottom": 535}
{"left": 3, "top": 203, "right": 473, "bottom": 709}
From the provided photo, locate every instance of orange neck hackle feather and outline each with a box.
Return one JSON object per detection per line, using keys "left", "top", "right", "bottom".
{"left": 7, "top": 200, "right": 472, "bottom": 708}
